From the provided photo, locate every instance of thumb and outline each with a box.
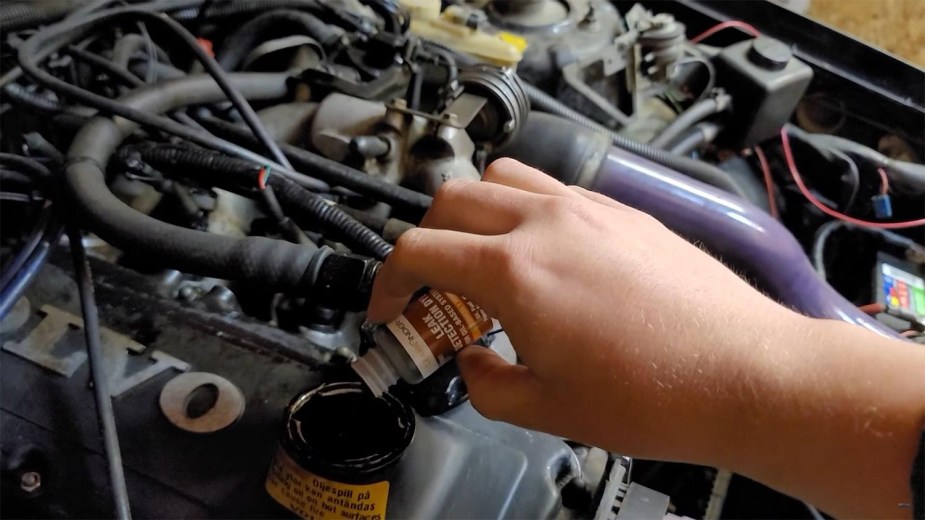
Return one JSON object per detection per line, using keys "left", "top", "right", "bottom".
{"left": 457, "top": 346, "right": 543, "bottom": 424}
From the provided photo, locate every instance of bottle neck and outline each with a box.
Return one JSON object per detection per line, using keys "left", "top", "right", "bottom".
{"left": 351, "top": 347, "right": 399, "bottom": 397}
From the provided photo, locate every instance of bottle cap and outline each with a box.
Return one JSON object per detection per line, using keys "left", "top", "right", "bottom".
{"left": 352, "top": 348, "right": 399, "bottom": 397}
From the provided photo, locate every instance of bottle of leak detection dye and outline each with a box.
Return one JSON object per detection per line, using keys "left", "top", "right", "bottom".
{"left": 265, "top": 381, "right": 415, "bottom": 520}
{"left": 352, "top": 289, "right": 493, "bottom": 397}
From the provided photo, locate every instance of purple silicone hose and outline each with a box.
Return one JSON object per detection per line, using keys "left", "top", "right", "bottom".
{"left": 589, "top": 146, "right": 895, "bottom": 337}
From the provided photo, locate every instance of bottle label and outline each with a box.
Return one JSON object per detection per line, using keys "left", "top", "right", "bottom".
{"left": 386, "top": 289, "right": 492, "bottom": 377}
{"left": 265, "top": 447, "right": 389, "bottom": 520}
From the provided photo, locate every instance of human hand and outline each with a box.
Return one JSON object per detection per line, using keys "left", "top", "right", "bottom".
{"left": 366, "top": 158, "right": 805, "bottom": 462}
{"left": 367, "top": 158, "right": 925, "bottom": 517}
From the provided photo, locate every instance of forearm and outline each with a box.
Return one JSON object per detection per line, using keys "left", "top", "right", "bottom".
{"left": 724, "top": 316, "right": 925, "bottom": 518}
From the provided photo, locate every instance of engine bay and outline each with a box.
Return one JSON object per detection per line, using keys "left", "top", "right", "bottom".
{"left": 1, "top": 0, "right": 923, "bottom": 518}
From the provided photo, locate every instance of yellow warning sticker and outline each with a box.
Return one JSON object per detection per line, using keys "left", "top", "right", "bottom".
{"left": 266, "top": 448, "right": 389, "bottom": 520}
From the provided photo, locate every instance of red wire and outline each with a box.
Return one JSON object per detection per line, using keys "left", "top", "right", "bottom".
{"left": 690, "top": 21, "right": 761, "bottom": 43}
{"left": 257, "top": 167, "right": 267, "bottom": 190}
{"left": 779, "top": 128, "right": 925, "bottom": 229}
{"left": 876, "top": 167, "right": 890, "bottom": 195}
{"left": 753, "top": 146, "right": 778, "bottom": 219}
{"left": 196, "top": 37, "right": 214, "bottom": 58}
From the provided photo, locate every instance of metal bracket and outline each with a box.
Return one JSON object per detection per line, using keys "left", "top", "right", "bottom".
{"left": 385, "top": 93, "right": 487, "bottom": 129}
{"left": 558, "top": 33, "right": 637, "bottom": 128}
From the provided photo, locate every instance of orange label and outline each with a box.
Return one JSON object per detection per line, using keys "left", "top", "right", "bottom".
{"left": 266, "top": 448, "right": 389, "bottom": 520}
{"left": 385, "top": 290, "right": 492, "bottom": 377}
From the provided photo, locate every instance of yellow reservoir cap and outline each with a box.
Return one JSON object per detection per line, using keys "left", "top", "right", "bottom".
{"left": 400, "top": 1, "right": 526, "bottom": 67}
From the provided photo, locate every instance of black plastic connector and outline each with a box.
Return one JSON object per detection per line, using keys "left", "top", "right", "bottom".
{"left": 304, "top": 246, "right": 381, "bottom": 311}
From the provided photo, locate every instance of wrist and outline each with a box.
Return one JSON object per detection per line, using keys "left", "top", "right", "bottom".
{"left": 707, "top": 309, "right": 814, "bottom": 469}
{"left": 723, "top": 315, "right": 925, "bottom": 517}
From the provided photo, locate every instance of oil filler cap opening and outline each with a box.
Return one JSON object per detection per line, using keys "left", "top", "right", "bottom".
{"left": 280, "top": 381, "right": 415, "bottom": 483}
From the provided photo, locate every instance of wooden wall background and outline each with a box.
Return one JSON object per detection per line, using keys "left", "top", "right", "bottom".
{"left": 808, "top": 0, "right": 925, "bottom": 67}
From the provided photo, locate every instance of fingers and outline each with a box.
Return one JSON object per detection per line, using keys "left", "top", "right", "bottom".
{"left": 483, "top": 158, "right": 573, "bottom": 196}
{"left": 568, "top": 185, "right": 632, "bottom": 211}
{"left": 457, "top": 346, "right": 544, "bottom": 423}
{"left": 368, "top": 159, "right": 591, "bottom": 323}
{"left": 419, "top": 178, "right": 536, "bottom": 235}
{"left": 367, "top": 227, "right": 505, "bottom": 322}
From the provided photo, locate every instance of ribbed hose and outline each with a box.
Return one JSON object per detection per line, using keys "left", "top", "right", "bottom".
{"left": 0, "top": 0, "right": 84, "bottom": 32}
{"left": 124, "top": 145, "right": 393, "bottom": 259}
{"left": 216, "top": 9, "right": 343, "bottom": 71}
{"left": 522, "top": 82, "right": 753, "bottom": 201}
{"left": 196, "top": 115, "right": 432, "bottom": 214}
{"left": 272, "top": 178, "right": 394, "bottom": 259}
{"left": 2, "top": 83, "right": 95, "bottom": 122}
{"left": 63, "top": 74, "right": 332, "bottom": 292}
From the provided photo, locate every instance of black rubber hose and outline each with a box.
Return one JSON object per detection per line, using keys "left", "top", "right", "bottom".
{"left": 522, "top": 82, "right": 753, "bottom": 201}
{"left": 112, "top": 33, "right": 170, "bottom": 69}
{"left": 0, "top": 169, "right": 35, "bottom": 188}
{"left": 493, "top": 111, "right": 611, "bottom": 186}
{"left": 0, "top": 0, "right": 84, "bottom": 32}
{"left": 127, "top": 145, "right": 393, "bottom": 259}
{"left": 23, "top": 132, "right": 67, "bottom": 164}
{"left": 358, "top": 0, "right": 409, "bottom": 34}
{"left": 196, "top": 115, "right": 433, "bottom": 214}
{"left": 60, "top": 47, "right": 200, "bottom": 133}
{"left": 273, "top": 177, "right": 394, "bottom": 259}
{"left": 216, "top": 9, "right": 344, "bottom": 71}
{"left": 0, "top": 153, "right": 52, "bottom": 179}
{"left": 336, "top": 204, "right": 387, "bottom": 233}
{"left": 0, "top": 0, "right": 227, "bottom": 32}
{"left": 17, "top": 12, "right": 327, "bottom": 191}
{"left": 0, "top": 218, "right": 63, "bottom": 320}
{"left": 64, "top": 74, "right": 325, "bottom": 292}
{"left": 66, "top": 46, "right": 146, "bottom": 88}
{"left": 171, "top": 0, "right": 323, "bottom": 20}
{"left": 812, "top": 220, "right": 925, "bottom": 280}
{"left": 19, "top": 7, "right": 299, "bottom": 175}
{"left": 0, "top": 209, "right": 52, "bottom": 290}
{"left": 127, "top": 61, "right": 187, "bottom": 82}
{"left": 785, "top": 124, "right": 925, "bottom": 194}
{"left": 785, "top": 128, "right": 862, "bottom": 212}
{"left": 1, "top": 83, "right": 95, "bottom": 125}
{"left": 649, "top": 94, "right": 729, "bottom": 149}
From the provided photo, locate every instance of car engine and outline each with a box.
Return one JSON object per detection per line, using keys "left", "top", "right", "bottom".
{"left": 1, "top": 0, "right": 923, "bottom": 518}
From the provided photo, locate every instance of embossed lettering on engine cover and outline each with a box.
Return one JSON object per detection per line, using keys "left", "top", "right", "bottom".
{"left": 2, "top": 301, "right": 190, "bottom": 396}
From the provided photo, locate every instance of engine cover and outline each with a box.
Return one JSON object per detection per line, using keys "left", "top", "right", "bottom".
{"left": 0, "top": 252, "right": 598, "bottom": 519}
